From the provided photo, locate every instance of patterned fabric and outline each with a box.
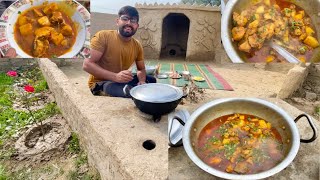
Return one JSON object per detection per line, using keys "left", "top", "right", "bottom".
{"left": 149, "top": 62, "right": 233, "bottom": 90}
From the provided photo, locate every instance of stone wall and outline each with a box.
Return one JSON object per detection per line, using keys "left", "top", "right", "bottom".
{"left": 293, "top": 63, "right": 320, "bottom": 101}
{"left": 135, "top": 3, "right": 221, "bottom": 62}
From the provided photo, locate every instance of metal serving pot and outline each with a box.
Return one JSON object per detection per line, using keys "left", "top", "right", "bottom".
{"left": 173, "top": 98, "right": 317, "bottom": 179}
{"left": 221, "top": 0, "right": 320, "bottom": 63}
{"left": 130, "top": 83, "right": 185, "bottom": 118}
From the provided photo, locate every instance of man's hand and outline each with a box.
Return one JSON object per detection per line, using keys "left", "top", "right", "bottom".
{"left": 137, "top": 70, "right": 146, "bottom": 85}
{"left": 115, "top": 70, "right": 133, "bottom": 83}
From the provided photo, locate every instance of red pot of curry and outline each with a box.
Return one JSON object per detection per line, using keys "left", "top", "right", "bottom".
{"left": 177, "top": 98, "right": 317, "bottom": 179}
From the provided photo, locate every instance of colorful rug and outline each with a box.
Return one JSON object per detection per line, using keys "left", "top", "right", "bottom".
{"left": 148, "top": 62, "right": 233, "bottom": 90}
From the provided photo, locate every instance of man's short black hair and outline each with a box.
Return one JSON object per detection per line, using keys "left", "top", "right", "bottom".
{"left": 118, "top": 6, "right": 139, "bottom": 21}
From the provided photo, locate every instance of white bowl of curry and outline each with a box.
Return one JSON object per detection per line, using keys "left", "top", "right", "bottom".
{"left": 0, "top": 0, "right": 90, "bottom": 58}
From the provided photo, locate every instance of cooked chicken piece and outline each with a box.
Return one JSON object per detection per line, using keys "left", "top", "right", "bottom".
{"left": 51, "top": 31, "right": 64, "bottom": 46}
{"left": 18, "top": 16, "right": 30, "bottom": 26}
{"left": 239, "top": 40, "right": 251, "bottom": 53}
{"left": 289, "top": 4, "right": 296, "bottom": 10}
{"left": 258, "top": 23, "right": 275, "bottom": 40}
{"left": 50, "top": 11, "right": 64, "bottom": 24}
{"left": 61, "top": 39, "right": 69, "bottom": 47}
{"left": 234, "top": 162, "right": 249, "bottom": 174}
{"left": 19, "top": 23, "right": 33, "bottom": 36}
{"left": 61, "top": 25, "right": 73, "bottom": 36}
{"left": 240, "top": 10, "right": 248, "bottom": 17}
{"left": 233, "top": 12, "right": 248, "bottom": 27}
{"left": 37, "top": 16, "right": 51, "bottom": 26}
{"left": 35, "top": 27, "right": 54, "bottom": 38}
{"left": 299, "top": 33, "right": 307, "bottom": 41}
{"left": 248, "top": 34, "right": 264, "bottom": 49}
{"left": 43, "top": 3, "right": 58, "bottom": 15}
{"left": 33, "top": 39, "right": 49, "bottom": 57}
{"left": 274, "top": 18, "right": 286, "bottom": 37}
{"left": 273, "top": 5, "right": 280, "bottom": 12}
{"left": 304, "top": 17, "right": 311, "bottom": 26}
{"left": 274, "top": 17, "right": 285, "bottom": 29}
{"left": 232, "top": 27, "right": 246, "bottom": 41}
{"left": 33, "top": 8, "right": 43, "bottom": 17}
{"left": 264, "top": 12, "right": 272, "bottom": 20}
{"left": 293, "top": 28, "right": 302, "bottom": 36}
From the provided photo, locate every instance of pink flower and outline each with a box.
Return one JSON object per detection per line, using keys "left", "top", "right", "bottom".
{"left": 24, "top": 85, "right": 35, "bottom": 93}
{"left": 6, "top": 70, "right": 17, "bottom": 77}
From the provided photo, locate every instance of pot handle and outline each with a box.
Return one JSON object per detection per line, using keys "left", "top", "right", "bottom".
{"left": 168, "top": 116, "right": 185, "bottom": 147}
{"left": 294, "top": 114, "right": 318, "bottom": 143}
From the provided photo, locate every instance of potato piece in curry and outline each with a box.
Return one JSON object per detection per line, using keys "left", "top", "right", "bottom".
{"left": 231, "top": 0, "right": 319, "bottom": 62}
{"left": 14, "top": 2, "right": 77, "bottom": 58}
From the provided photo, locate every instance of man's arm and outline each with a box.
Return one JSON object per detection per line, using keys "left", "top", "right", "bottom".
{"left": 82, "top": 49, "right": 133, "bottom": 83}
{"left": 136, "top": 60, "right": 146, "bottom": 84}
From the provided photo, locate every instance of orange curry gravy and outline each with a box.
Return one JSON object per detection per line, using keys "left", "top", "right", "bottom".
{"left": 14, "top": 2, "right": 77, "bottom": 57}
{"left": 196, "top": 113, "right": 285, "bottom": 174}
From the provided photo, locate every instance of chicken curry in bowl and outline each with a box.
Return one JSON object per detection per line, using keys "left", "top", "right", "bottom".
{"left": 231, "top": 0, "right": 319, "bottom": 62}
{"left": 14, "top": 2, "right": 77, "bottom": 58}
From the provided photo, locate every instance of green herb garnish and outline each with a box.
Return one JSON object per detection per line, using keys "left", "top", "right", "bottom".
{"left": 249, "top": 15, "right": 256, "bottom": 22}
{"left": 224, "top": 143, "right": 237, "bottom": 160}
{"left": 208, "top": 136, "right": 220, "bottom": 144}
{"left": 217, "top": 124, "right": 227, "bottom": 134}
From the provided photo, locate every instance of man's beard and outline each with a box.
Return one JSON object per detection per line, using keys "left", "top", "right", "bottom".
{"left": 119, "top": 25, "right": 136, "bottom": 37}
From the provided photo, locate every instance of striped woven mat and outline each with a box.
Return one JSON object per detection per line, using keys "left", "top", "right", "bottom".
{"left": 150, "top": 62, "right": 233, "bottom": 90}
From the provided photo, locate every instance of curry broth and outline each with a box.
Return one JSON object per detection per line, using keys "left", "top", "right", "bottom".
{"left": 14, "top": 3, "right": 77, "bottom": 57}
{"left": 196, "top": 113, "right": 285, "bottom": 174}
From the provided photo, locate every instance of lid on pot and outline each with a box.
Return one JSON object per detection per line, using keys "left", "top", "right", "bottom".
{"left": 130, "top": 83, "right": 183, "bottom": 103}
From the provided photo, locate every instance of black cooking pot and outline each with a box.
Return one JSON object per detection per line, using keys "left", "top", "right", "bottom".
{"left": 130, "top": 83, "right": 185, "bottom": 117}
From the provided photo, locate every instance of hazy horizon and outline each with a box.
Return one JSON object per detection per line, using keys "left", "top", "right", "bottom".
{"left": 91, "top": 0, "right": 181, "bottom": 14}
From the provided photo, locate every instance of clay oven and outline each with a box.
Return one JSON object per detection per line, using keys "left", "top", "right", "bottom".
{"left": 135, "top": 3, "right": 221, "bottom": 61}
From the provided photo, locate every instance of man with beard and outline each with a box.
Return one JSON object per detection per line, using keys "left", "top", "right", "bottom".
{"left": 83, "top": 6, "right": 156, "bottom": 97}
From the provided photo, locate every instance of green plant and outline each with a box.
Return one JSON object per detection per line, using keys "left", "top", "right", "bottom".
{"left": 34, "top": 80, "right": 48, "bottom": 93}
{"left": 76, "top": 152, "right": 88, "bottom": 168}
{"left": 0, "top": 103, "right": 60, "bottom": 146}
{"left": 0, "top": 147, "right": 15, "bottom": 161}
{"left": 68, "top": 133, "right": 81, "bottom": 154}
{"left": 315, "top": 106, "right": 320, "bottom": 116}
{"left": 0, "top": 73, "right": 14, "bottom": 86}
{"left": 0, "top": 164, "right": 9, "bottom": 180}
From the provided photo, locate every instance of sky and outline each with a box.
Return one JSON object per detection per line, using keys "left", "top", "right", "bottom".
{"left": 91, "top": 0, "right": 181, "bottom": 14}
